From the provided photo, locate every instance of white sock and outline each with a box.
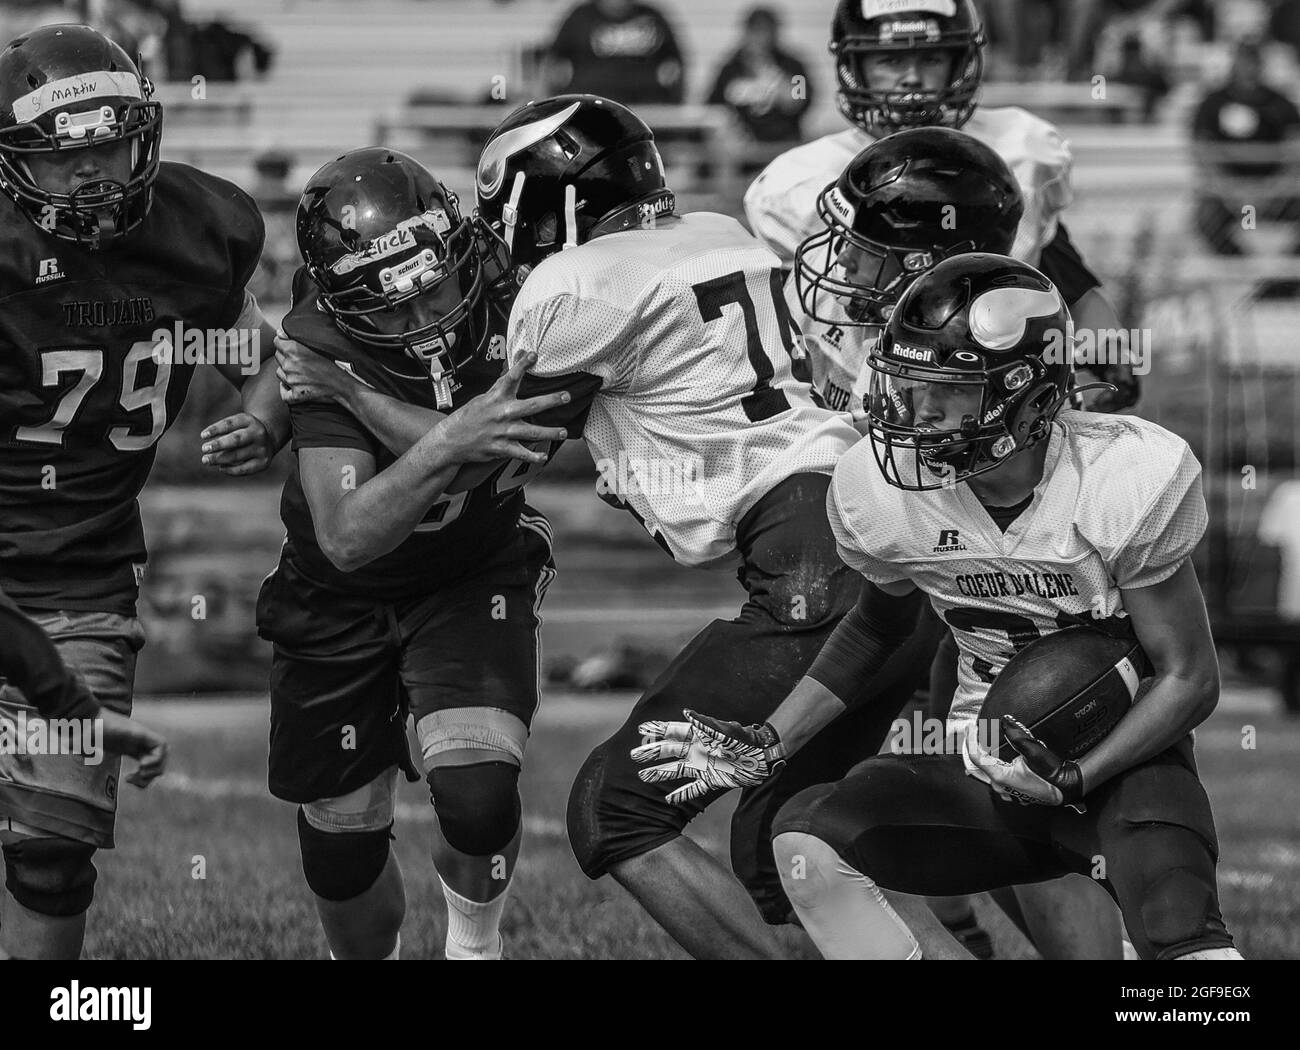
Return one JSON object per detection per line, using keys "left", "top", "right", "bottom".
{"left": 1176, "top": 947, "right": 1244, "bottom": 960}
{"left": 328, "top": 933, "right": 400, "bottom": 960}
{"left": 440, "top": 877, "right": 507, "bottom": 960}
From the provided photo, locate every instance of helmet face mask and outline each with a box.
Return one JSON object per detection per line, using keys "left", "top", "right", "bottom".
{"left": 794, "top": 127, "right": 1023, "bottom": 330}
{"left": 298, "top": 148, "right": 506, "bottom": 405}
{"left": 831, "top": 0, "right": 985, "bottom": 135}
{"left": 0, "top": 27, "right": 163, "bottom": 249}
{"left": 865, "top": 253, "right": 1074, "bottom": 491}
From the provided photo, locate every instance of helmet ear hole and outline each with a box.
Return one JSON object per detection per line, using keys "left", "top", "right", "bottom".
{"left": 1007, "top": 381, "right": 1059, "bottom": 445}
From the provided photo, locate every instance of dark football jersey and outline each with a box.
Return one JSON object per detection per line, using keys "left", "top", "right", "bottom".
{"left": 278, "top": 268, "right": 550, "bottom": 600}
{"left": 0, "top": 162, "right": 266, "bottom": 614}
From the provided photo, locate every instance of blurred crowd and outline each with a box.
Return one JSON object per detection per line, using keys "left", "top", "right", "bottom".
{"left": 0, "top": 0, "right": 273, "bottom": 80}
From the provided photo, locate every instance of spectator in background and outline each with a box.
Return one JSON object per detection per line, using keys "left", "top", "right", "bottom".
{"left": 546, "top": 0, "right": 685, "bottom": 105}
{"left": 1191, "top": 39, "right": 1300, "bottom": 264}
{"left": 1112, "top": 32, "right": 1171, "bottom": 122}
{"left": 707, "top": 7, "right": 810, "bottom": 144}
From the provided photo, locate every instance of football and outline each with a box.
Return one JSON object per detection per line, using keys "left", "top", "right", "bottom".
{"left": 981, "top": 626, "right": 1150, "bottom": 761}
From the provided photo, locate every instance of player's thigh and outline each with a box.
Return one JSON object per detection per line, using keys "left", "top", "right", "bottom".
{"left": 773, "top": 754, "right": 1069, "bottom": 897}
{"left": 730, "top": 602, "right": 946, "bottom": 920}
{"left": 0, "top": 609, "right": 144, "bottom": 848}
{"left": 1059, "top": 742, "right": 1232, "bottom": 959}
{"left": 400, "top": 511, "right": 556, "bottom": 776}
{"left": 258, "top": 565, "right": 411, "bottom": 805}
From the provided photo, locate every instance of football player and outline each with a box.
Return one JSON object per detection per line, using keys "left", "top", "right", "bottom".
{"left": 748, "top": 0, "right": 1139, "bottom": 413}
{"left": 794, "top": 126, "right": 1123, "bottom": 958}
{"left": 636, "top": 254, "right": 1242, "bottom": 960}
{"left": 471, "top": 94, "right": 957, "bottom": 959}
{"left": 262, "top": 148, "right": 570, "bottom": 960}
{"left": 0, "top": 24, "right": 286, "bottom": 960}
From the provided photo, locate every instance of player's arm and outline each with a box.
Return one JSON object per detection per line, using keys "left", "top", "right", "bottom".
{"left": 1076, "top": 562, "right": 1220, "bottom": 792}
{"left": 0, "top": 590, "right": 167, "bottom": 786}
{"left": 634, "top": 579, "right": 921, "bottom": 803}
{"left": 201, "top": 293, "right": 292, "bottom": 476}
{"left": 298, "top": 353, "right": 569, "bottom": 571}
{"left": 274, "top": 333, "right": 447, "bottom": 457}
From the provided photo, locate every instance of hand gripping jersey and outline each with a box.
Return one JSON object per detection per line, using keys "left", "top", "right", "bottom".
{"left": 745, "top": 108, "right": 1073, "bottom": 271}
{"left": 509, "top": 212, "right": 859, "bottom": 568}
{"left": 0, "top": 162, "right": 265, "bottom": 614}
{"left": 827, "top": 411, "right": 1207, "bottom": 760}
{"left": 279, "top": 269, "right": 544, "bottom": 599}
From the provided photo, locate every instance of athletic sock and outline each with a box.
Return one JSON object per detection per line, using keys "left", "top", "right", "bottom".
{"left": 440, "top": 877, "right": 507, "bottom": 960}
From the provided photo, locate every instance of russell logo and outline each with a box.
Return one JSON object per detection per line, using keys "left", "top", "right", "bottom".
{"left": 36, "top": 257, "right": 64, "bottom": 284}
{"left": 933, "top": 528, "right": 967, "bottom": 553}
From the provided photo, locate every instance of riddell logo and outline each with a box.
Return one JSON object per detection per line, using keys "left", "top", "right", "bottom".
{"left": 36, "top": 258, "right": 64, "bottom": 284}
{"left": 934, "top": 529, "right": 967, "bottom": 553}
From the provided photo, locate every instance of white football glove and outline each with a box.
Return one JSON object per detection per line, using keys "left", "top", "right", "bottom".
{"left": 963, "top": 720, "right": 1085, "bottom": 812}
{"left": 631, "top": 709, "right": 787, "bottom": 806}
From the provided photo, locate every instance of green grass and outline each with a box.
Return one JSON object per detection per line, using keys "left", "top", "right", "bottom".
{"left": 83, "top": 689, "right": 1300, "bottom": 959}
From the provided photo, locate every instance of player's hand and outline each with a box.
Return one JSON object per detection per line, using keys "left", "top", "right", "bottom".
{"left": 632, "top": 709, "right": 787, "bottom": 806}
{"left": 97, "top": 709, "right": 167, "bottom": 789}
{"left": 275, "top": 335, "right": 354, "bottom": 406}
{"left": 200, "top": 412, "right": 276, "bottom": 476}
{"left": 963, "top": 720, "right": 1083, "bottom": 811}
{"left": 435, "top": 351, "right": 570, "bottom": 465}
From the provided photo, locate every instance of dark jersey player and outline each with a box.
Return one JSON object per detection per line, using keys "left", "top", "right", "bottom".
{"left": 261, "top": 148, "right": 569, "bottom": 960}
{"left": 0, "top": 25, "right": 287, "bottom": 960}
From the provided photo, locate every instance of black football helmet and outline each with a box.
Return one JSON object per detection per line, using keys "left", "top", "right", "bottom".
{"left": 795, "top": 127, "right": 1022, "bottom": 327}
{"left": 297, "top": 147, "right": 507, "bottom": 407}
{"left": 475, "top": 94, "right": 675, "bottom": 278}
{"left": 831, "top": 0, "right": 985, "bottom": 135}
{"left": 866, "top": 253, "right": 1074, "bottom": 490}
{"left": 0, "top": 24, "right": 162, "bottom": 248}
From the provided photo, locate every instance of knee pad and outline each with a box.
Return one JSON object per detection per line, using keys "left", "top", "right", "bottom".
{"left": 2, "top": 837, "right": 97, "bottom": 918}
{"left": 301, "top": 768, "right": 397, "bottom": 834}
{"left": 296, "top": 809, "right": 392, "bottom": 902}
{"left": 1114, "top": 821, "right": 1232, "bottom": 960}
{"left": 428, "top": 761, "right": 521, "bottom": 857}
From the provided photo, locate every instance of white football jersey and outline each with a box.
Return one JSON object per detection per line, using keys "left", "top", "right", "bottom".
{"left": 508, "top": 212, "right": 860, "bottom": 568}
{"left": 745, "top": 107, "right": 1074, "bottom": 271}
{"left": 827, "top": 411, "right": 1207, "bottom": 763}
{"left": 784, "top": 277, "right": 879, "bottom": 421}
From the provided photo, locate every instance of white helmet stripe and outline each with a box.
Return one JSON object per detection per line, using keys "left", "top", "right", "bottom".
{"left": 968, "top": 285, "right": 1062, "bottom": 351}
{"left": 476, "top": 100, "right": 583, "bottom": 200}
{"left": 12, "top": 70, "right": 142, "bottom": 123}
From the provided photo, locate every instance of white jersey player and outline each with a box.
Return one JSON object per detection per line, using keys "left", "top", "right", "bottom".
{"left": 475, "top": 94, "right": 945, "bottom": 960}
{"left": 754, "top": 0, "right": 1140, "bottom": 415}
{"left": 787, "top": 126, "right": 1025, "bottom": 419}
{"left": 639, "top": 254, "right": 1242, "bottom": 961}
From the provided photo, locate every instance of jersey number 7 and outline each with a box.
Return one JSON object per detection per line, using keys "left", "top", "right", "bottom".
{"left": 693, "top": 269, "right": 815, "bottom": 422}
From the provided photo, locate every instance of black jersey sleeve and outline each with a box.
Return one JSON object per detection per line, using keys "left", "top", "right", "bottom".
{"left": 0, "top": 588, "right": 100, "bottom": 721}
{"left": 289, "top": 399, "right": 377, "bottom": 454}
{"left": 1036, "top": 221, "right": 1101, "bottom": 306}
{"left": 515, "top": 370, "right": 604, "bottom": 437}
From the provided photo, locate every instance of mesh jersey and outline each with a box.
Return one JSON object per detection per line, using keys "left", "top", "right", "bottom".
{"left": 508, "top": 211, "right": 859, "bottom": 568}
{"left": 278, "top": 269, "right": 539, "bottom": 600}
{"left": 0, "top": 162, "right": 265, "bottom": 614}
{"left": 828, "top": 410, "right": 1207, "bottom": 760}
{"left": 744, "top": 107, "right": 1073, "bottom": 270}
{"left": 784, "top": 277, "right": 878, "bottom": 421}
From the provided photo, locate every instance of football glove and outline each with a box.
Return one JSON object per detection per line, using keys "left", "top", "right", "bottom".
{"left": 963, "top": 718, "right": 1086, "bottom": 812}
{"left": 631, "top": 709, "right": 787, "bottom": 806}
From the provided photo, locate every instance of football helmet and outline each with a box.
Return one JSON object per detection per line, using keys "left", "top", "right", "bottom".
{"left": 866, "top": 253, "right": 1073, "bottom": 490}
{"left": 475, "top": 94, "right": 675, "bottom": 278}
{"left": 795, "top": 127, "right": 1022, "bottom": 327}
{"left": 830, "top": 0, "right": 985, "bottom": 135}
{"left": 297, "top": 147, "right": 507, "bottom": 407}
{"left": 0, "top": 24, "right": 163, "bottom": 248}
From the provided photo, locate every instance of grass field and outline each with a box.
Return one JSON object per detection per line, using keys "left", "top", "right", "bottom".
{"left": 85, "top": 685, "right": 1300, "bottom": 960}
